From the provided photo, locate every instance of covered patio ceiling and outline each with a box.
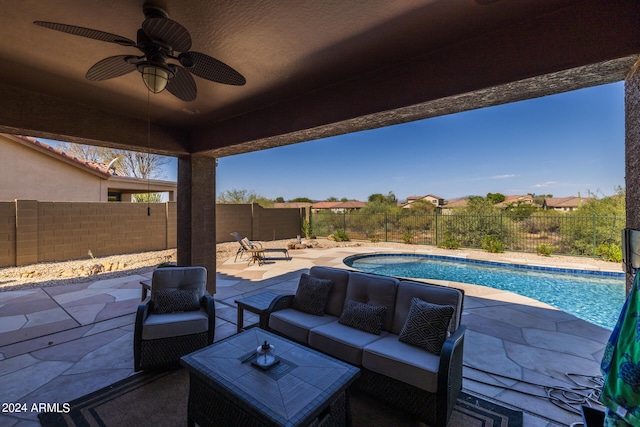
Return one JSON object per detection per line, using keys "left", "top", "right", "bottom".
{"left": 0, "top": 0, "right": 639, "bottom": 158}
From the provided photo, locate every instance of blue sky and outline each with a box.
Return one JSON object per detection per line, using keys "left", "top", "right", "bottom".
{"left": 214, "top": 82, "right": 624, "bottom": 202}
{"left": 48, "top": 81, "right": 625, "bottom": 203}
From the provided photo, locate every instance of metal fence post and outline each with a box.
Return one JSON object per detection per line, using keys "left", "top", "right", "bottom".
{"left": 593, "top": 214, "right": 597, "bottom": 254}
{"left": 385, "top": 212, "right": 388, "bottom": 242}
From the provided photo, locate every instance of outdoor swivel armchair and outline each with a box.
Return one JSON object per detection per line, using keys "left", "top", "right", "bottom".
{"left": 134, "top": 266, "right": 215, "bottom": 371}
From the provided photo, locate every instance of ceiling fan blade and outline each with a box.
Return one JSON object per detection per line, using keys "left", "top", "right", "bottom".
{"left": 181, "top": 52, "right": 246, "bottom": 86}
{"left": 166, "top": 66, "right": 197, "bottom": 102}
{"left": 86, "top": 55, "right": 137, "bottom": 81}
{"left": 142, "top": 17, "right": 191, "bottom": 52}
{"left": 34, "top": 21, "right": 135, "bottom": 47}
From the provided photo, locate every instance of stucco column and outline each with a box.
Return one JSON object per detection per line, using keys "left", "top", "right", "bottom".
{"left": 177, "top": 154, "right": 217, "bottom": 294}
{"left": 625, "top": 62, "right": 640, "bottom": 294}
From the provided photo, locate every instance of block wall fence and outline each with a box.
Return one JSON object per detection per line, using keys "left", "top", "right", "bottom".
{"left": 0, "top": 201, "right": 304, "bottom": 267}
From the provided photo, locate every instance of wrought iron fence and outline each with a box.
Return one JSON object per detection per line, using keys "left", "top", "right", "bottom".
{"left": 310, "top": 210, "right": 624, "bottom": 257}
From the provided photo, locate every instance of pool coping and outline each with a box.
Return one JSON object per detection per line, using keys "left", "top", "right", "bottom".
{"left": 343, "top": 252, "right": 625, "bottom": 278}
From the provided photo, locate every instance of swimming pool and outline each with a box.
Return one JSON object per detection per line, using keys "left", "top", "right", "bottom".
{"left": 343, "top": 253, "right": 625, "bottom": 330}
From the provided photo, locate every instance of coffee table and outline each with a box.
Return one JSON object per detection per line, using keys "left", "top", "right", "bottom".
{"left": 181, "top": 329, "right": 360, "bottom": 427}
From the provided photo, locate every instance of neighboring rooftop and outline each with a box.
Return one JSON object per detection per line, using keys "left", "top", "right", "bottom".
{"left": 311, "top": 201, "right": 366, "bottom": 210}
{"left": 543, "top": 196, "right": 592, "bottom": 210}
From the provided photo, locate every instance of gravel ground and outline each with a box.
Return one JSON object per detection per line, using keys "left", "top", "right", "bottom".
{"left": 0, "top": 238, "right": 622, "bottom": 292}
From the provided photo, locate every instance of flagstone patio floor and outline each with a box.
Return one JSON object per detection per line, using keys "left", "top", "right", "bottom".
{"left": 0, "top": 245, "right": 619, "bottom": 426}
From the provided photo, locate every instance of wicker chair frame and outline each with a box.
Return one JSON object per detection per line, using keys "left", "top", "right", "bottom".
{"left": 134, "top": 295, "right": 215, "bottom": 371}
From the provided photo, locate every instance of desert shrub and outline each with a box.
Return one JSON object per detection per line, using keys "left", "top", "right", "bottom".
{"left": 331, "top": 229, "right": 350, "bottom": 242}
{"left": 437, "top": 231, "right": 460, "bottom": 249}
{"left": 596, "top": 243, "right": 622, "bottom": 263}
{"left": 402, "top": 232, "right": 414, "bottom": 244}
{"left": 481, "top": 235, "right": 504, "bottom": 253}
{"left": 535, "top": 243, "right": 557, "bottom": 257}
{"left": 301, "top": 219, "right": 314, "bottom": 239}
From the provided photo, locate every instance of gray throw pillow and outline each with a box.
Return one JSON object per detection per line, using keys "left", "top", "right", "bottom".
{"left": 339, "top": 299, "right": 387, "bottom": 335}
{"left": 399, "top": 297, "right": 454, "bottom": 355}
{"left": 291, "top": 273, "right": 333, "bottom": 316}
{"left": 153, "top": 289, "right": 201, "bottom": 314}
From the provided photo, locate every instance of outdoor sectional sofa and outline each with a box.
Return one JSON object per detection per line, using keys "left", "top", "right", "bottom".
{"left": 266, "top": 266, "right": 466, "bottom": 427}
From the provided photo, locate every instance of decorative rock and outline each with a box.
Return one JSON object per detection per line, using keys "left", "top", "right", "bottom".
{"left": 88, "top": 264, "right": 104, "bottom": 275}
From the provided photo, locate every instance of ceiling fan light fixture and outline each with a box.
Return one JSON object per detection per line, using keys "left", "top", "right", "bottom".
{"left": 140, "top": 64, "right": 174, "bottom": 93}
{"left": 34, "top": 5, "right": 246, "bottom": 101}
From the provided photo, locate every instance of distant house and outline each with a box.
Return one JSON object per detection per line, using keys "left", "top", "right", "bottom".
{"left": 543, "top": 196, "right": 590, "bottom": 212}
{"left": 311, "top": 201, "right": 366, "bottom": 213}
{"left": 441, "top": 198, "right": 469, "bottom": 213}
{"left": 494, "top": 194, "right": 534, "bottom": 208}
{"left": 0, "top": 134, "right": 176, "bottom": 202}
{"left": 402, "top": 194, "right": 445, "bottom": 209}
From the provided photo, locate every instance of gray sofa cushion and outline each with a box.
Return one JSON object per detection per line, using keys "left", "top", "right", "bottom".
{"left": 345, "top": 272, "right": 398, "bottom": 331}
{"left": 338, "top": 299, "right": 387, "bottom": 335}
{"left": 363, "top": 334, "right": 441, "bottom": 393}
{"left": 398, "top": 297, "right": 454, "bottom": 355}
{"left": 392, "top": 280, "right": 463, "bottom": 335}
{"left": 291, "top": 273, "right": 333, "bottom": 316}
{"left": 268, "top": 308, "right": 337, "bottom": 343}
{"left": 309, "top": 266, "right": 351, "bottom": 317}
{"left": 142, "top": 309, "right": 209, "bottom": 340}
{"left": 309, "top": 320, "right": 389, "bottom": 365}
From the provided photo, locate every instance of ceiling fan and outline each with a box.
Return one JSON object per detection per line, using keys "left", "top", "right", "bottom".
{"left": 34, "top": 4, "right": 246, "bottom": 102}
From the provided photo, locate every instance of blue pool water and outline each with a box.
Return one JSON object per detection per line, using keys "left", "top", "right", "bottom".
{"left": 344, "top": 254, "right": 625, "bottom": 330}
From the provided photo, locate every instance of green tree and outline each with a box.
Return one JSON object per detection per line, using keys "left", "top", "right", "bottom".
{"left": 465, "top": 196, "right": 499, "bottom": 215}
{"left": 367, "top": 191, "right": 398, "bottom": 205}
{"left": 275, "top": 196, "right": 285, "bottom": 203}
{"left": 408, "top": 199, "right": 436, "bottom": 214}
{"left": 289, "top": 197, "right": 314, "bottom": 203}
{"left": 132, "top": 193, "right": 162, "bottom": 203}
{"left": 531, "top": 193, "right": 553, "bottom": 206}
{"left": 217, "top": 188, "right": 255, "bottom": 203}
{"left": 504, "top": 201, "right": 538, "bottom": 219}
{"left": 560, "top": 187, "right": 625, "bottom": 257}
{"left": 439, "top": 196, "right": 505, "bottom": 248}
{"left": 486, "top": 193, "right": 506, "bottom": 204}
{"left": 217, "top": 188, "right": 273, "bottom": 207}
{"left": 326, "top": 196, "right": 338, "bottom": 202}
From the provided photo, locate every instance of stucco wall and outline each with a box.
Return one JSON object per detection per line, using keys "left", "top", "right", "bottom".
{"left": 0, "top": 139, "right": 106, "bottom": 202}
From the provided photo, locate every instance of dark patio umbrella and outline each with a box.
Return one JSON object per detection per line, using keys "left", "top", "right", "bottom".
{"left": 600, "top": 271, "right": 640, "bottom": 426}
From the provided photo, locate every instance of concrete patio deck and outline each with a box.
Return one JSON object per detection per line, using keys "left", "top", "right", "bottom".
{"left": 0, "top": 245, "right": 619, "bottom": 426}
